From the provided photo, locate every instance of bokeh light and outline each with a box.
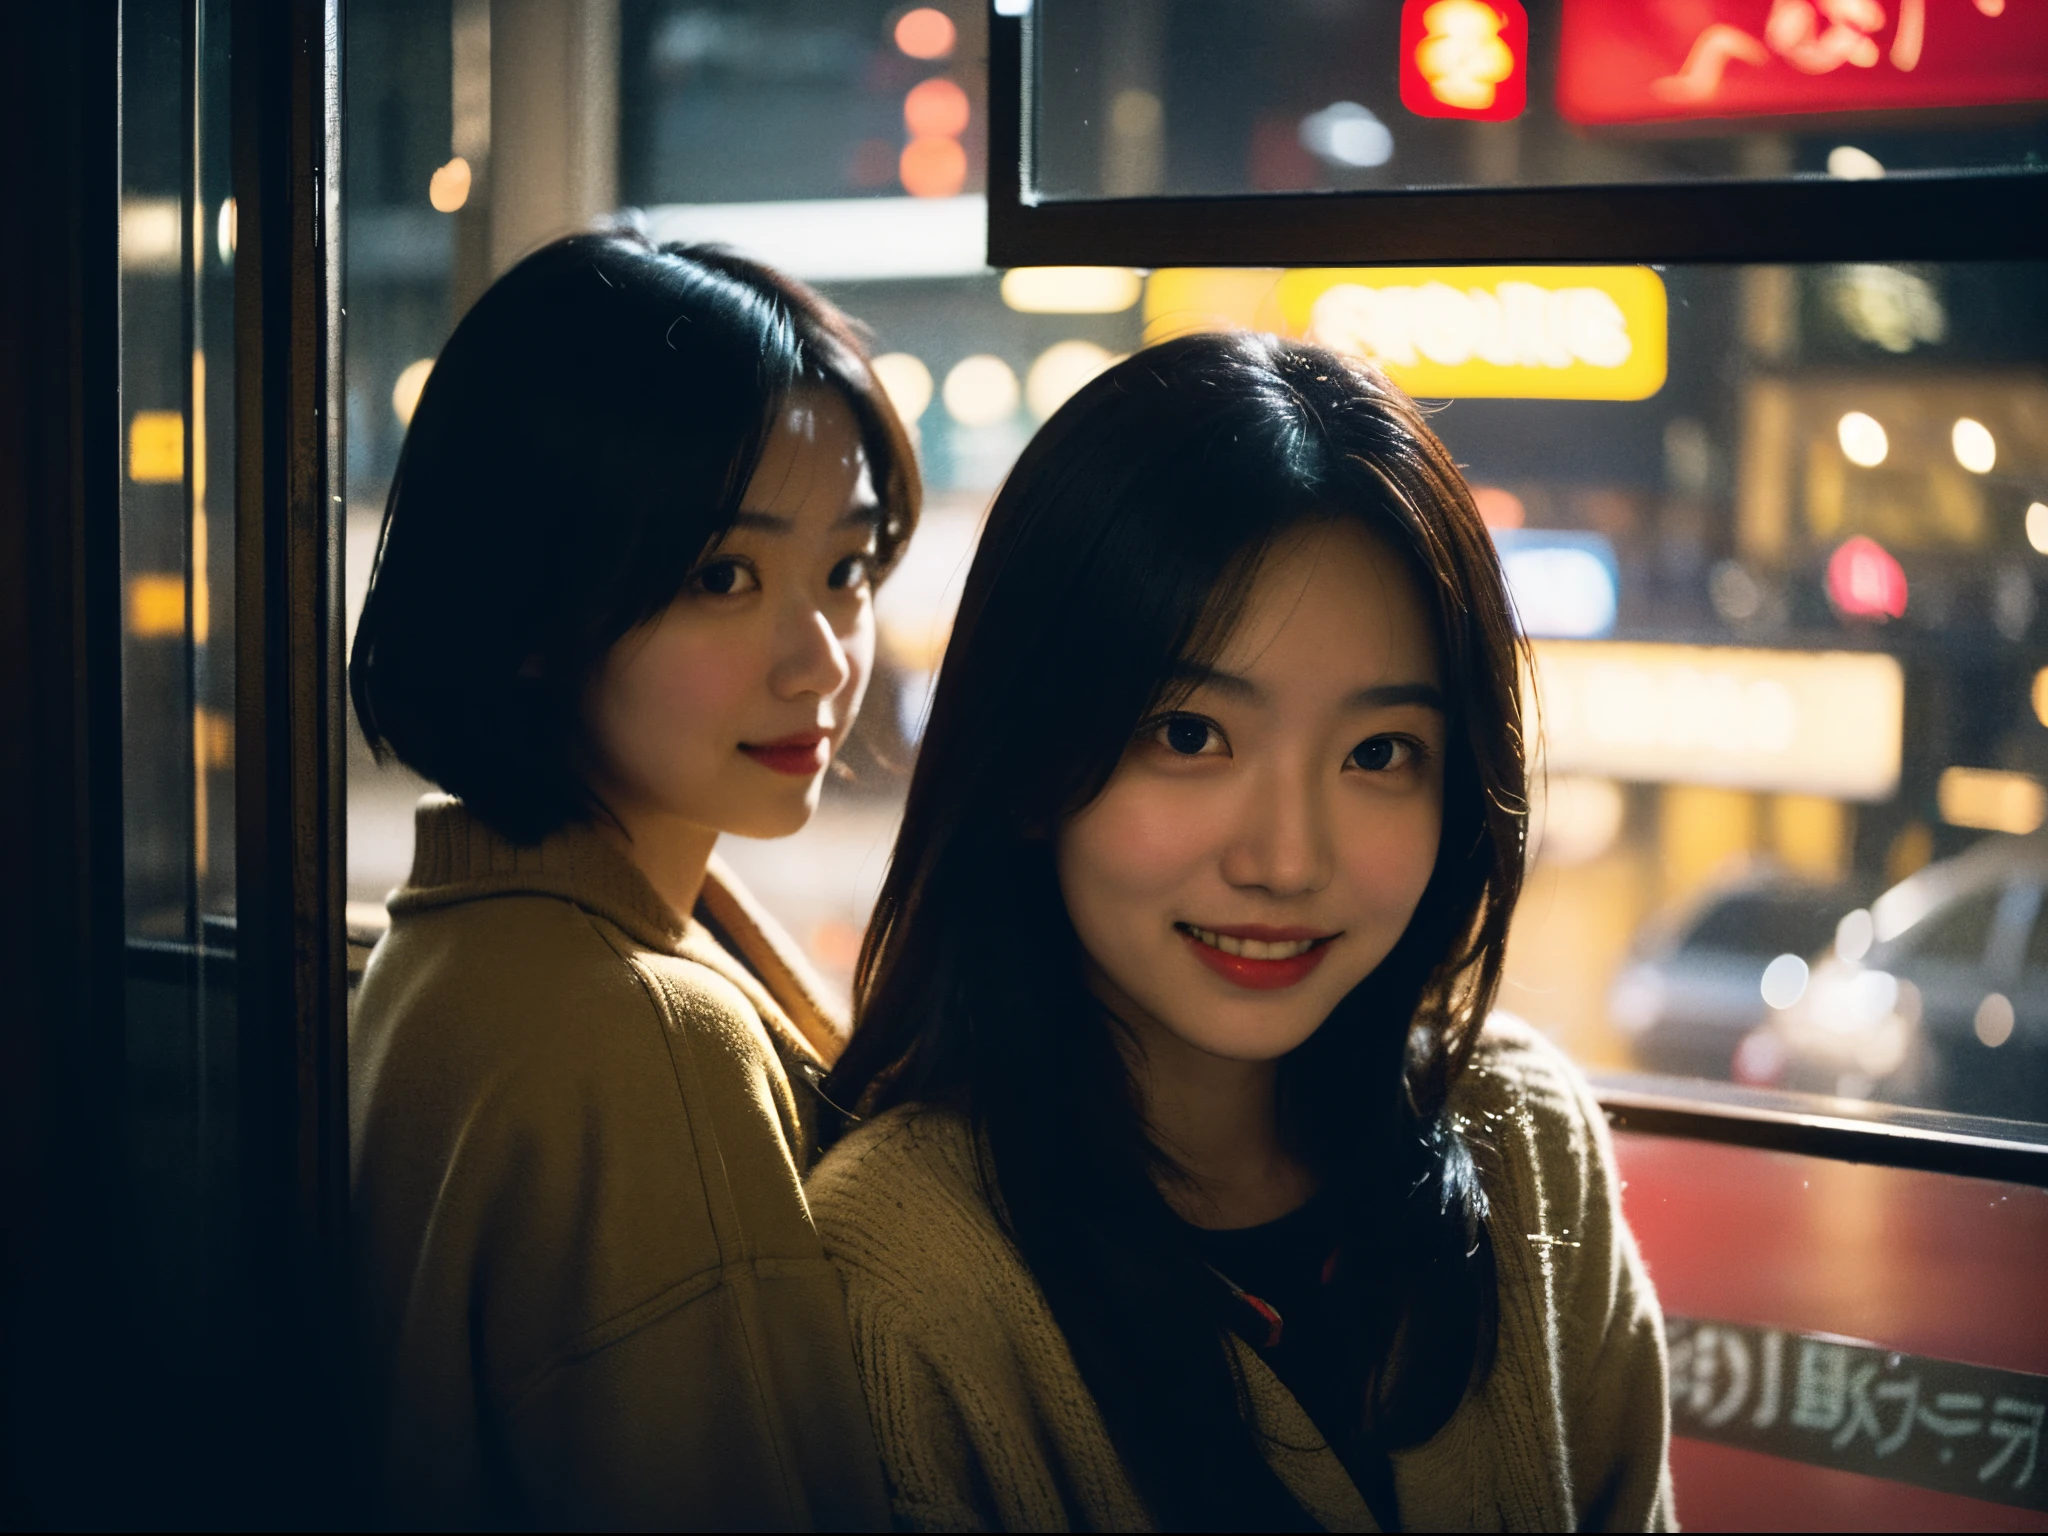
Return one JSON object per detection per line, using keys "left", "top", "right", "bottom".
{"left": 1827, "top": 535, "right": 1908, "bottom": 620}
{"left": 1826, "top": 145, "right": 1885, "bottom": 181}
{"left": 1939, "top": 766, "right": 2045, "bottom": 835}
{"left": 903, "top": 77, "right": 970, "bottom": 139}
{"left": 428, "top": 156, "right": 472, "bottom": 213}
{"left": 1001, "top": 267, "right": 1142, "bottom": 314}
{"left": 942, "top": 354, "right": 1020, "bottom": 427}
{"left": 893, "top": 7, "right": 956, "bottom": 60}
{"left": 1975, "top": 993, "right": 2016, "bottom": 1049}
{"left": 1024, "top": 339, "right": 1119, "bottom": 420}
{"left": 1836, "top": 410, "right": 1888, "bottom": 468}
{"left": 1760, "top": 954, "right": 1810, "bottom": 1010}
{"left": 899, "top": 135, "right": 967, "bottom": 198}
{"left": 870, "top": 351, "right": 934, "bottom": 424}
{"left": 1499, "top": 544, "right": 1617, "bottom": 638}
{"left": 1951, "top": 416, "right": 1996, "bottom": 474}
{"left": 1472, "top": 485, "right": 1525, "bottom": 529}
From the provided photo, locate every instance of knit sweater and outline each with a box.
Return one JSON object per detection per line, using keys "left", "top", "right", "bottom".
{"left": 805, "top": 1018, "right": 1674, "bottom": 1532}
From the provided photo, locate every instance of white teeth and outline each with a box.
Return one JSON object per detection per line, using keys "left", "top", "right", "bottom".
{"left": 1184, "top": 926, "right": 1319, "bottom": 960}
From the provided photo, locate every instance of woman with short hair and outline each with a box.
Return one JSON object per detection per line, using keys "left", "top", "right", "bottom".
{"left": 809, "top": 331, "right": 1672, "bottom": 1532}
{"left": 348, "top": 230, "right": 913, "bottom": 1529}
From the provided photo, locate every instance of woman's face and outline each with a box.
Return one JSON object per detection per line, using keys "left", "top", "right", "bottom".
{"left": 582, "top": 386, "right": 880, "bottom": 840}
{"left": 1057, "top": 519, "right": 1447, "bottom": 1065}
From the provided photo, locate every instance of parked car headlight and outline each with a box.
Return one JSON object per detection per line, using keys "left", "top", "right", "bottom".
{"left": 1774, "top": 959, "right": 1919, "bottom": 1080}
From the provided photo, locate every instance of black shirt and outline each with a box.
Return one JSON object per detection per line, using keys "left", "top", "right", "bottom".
{"left": 1184, "top": 1198, "right": 1401, "bottom": 1532}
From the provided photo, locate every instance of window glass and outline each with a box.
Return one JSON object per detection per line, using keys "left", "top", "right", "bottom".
{"left": 1029, "top": 0, "right": 2048, "bottom": 199}
{"left": 1897, "top": 883, "right": 2002, "bottom": 963}
{"left": 119, "top": 0, "right": 240, "bottom": 1371}
{"left": 622, "top": 0, "right": 987, "bottom": 204}
{"left": 345, "top": 2, "right": 2048, "bottom": 1129}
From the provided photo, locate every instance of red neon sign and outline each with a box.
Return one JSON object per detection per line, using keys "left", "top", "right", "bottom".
{"left": 1559, "top": 0, "right": 2048, "bottom": 126}
{"left": 1400, "top": 0, "right": 1528, "bottom": 122}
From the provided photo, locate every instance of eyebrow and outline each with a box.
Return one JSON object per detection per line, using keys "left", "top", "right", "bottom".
{"left": 1173, "top": 662, "right": 1445, "bottom": 713}
{"left": 728, "top": 501, "right": 882, "bottom": 535}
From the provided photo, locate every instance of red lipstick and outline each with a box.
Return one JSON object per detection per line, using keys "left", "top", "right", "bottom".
{"left": 1176, "top": 923, "right": 1338, "bottom": 991}
{"left": 740, "top": 731, "right": 829, "bottom": 777}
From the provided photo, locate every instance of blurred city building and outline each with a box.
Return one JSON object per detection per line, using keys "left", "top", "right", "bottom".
{"left": 341, "top": 0, "right": 2048, "bottom": 1122}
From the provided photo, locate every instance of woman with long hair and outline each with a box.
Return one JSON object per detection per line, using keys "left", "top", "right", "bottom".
{"left": 809, "top": 331, "right": 1672, "bottom": 1531}
{"left": 348, "top": 230, "right": 911, "bottom": 1528}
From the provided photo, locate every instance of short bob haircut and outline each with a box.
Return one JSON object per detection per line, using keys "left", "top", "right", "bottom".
{"left": 350, "top": 229, "right": 920, "bottom": 843}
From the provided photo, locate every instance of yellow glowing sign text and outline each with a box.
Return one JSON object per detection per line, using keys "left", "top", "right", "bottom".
{"left": 1145, "top": 266, "right": 1667, "bottom": 400}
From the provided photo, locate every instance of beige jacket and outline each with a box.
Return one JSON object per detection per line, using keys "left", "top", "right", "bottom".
{"left": 350, "top": 796, "right": 890, "bottom": 1530}
{"left": 806, "top": 1019, "right": 1674, "bottom": 1532}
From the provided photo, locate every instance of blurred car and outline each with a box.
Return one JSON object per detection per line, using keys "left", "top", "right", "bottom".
{"left": 1743, "top": 831, "right": 2048, "bottom": 1120}
{"left": 1609, "top": 876, "right": 1865, "bottom": 1080}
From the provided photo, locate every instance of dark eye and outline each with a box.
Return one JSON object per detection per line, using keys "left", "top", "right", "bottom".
{"left": 1162, "top": 715, "right": 1218, "bottom": 756}
{"left": 691, "top": 559, "right": 757, "bottom": 596}
{"left": 1349, "top": 736, "right": 1414, "bottom": 772}
{"left": 829, "top": 554, "right": 872, "bottom": 591}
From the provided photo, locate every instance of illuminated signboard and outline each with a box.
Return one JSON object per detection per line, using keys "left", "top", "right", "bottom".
{"left": 1144, "top": 266, "right": 1667, "bottom": 400}
{"left": 1559, "top": 0, "right": 2048, "bottom": 126}
{"left": 1400, "top": 0, "right": 1528, "bottom": 121}
{"left": 1496, "top": 530, "right": 1618, "bottom": 638}
{"left": 1529, "top": 640, "right": 1904, "bottom": 800}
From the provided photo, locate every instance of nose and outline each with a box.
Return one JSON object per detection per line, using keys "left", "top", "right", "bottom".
{"left": 1218, "top": 759, "right": 1334, "bottom": 899}
{"left": 767, "top": 601, "right": 854, "bottom": 703}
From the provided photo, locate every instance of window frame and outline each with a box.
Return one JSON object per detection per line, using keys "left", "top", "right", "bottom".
{"left": 986, "top": 7, "right": 2048, "bottom": 269}
{"left": 1, "top": 0, "right": 351, "bottom": 1518}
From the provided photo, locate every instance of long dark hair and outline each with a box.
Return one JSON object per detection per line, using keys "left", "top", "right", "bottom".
{"left": 826, "top": 332, "right": 1528, "bottom": 1529}
{"left": 350, "top": 229, "right": 918, "bottom": 843}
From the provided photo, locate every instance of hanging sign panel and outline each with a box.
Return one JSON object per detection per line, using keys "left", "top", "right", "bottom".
{"left": 1528, "top": 640, "right": 1905, "bottom": 800}
{"left": 1559, "top": 0, "right": 2048, "bottom": 126}
{"left": 1144, "top": 266, "right": 1667, "bottom": 400}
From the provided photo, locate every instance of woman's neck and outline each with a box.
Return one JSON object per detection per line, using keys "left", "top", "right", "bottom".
{"left": 594, "top": 808, "right": 720, "bottom": 928}
{"left": 1097, "top": 971, "right": 1317, "bottom": 1231}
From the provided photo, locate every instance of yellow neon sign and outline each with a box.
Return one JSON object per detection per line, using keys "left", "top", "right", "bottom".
{"left": 1144, "top": 266, "right": 1668, "bottom": 401}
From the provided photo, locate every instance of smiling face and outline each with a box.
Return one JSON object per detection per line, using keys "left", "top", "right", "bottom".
{"left": 1056, "top": 518, "right": 1447, "bottom": 1066}
{"left": 582, "top": 385, "right": 880, "bottom": 842}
